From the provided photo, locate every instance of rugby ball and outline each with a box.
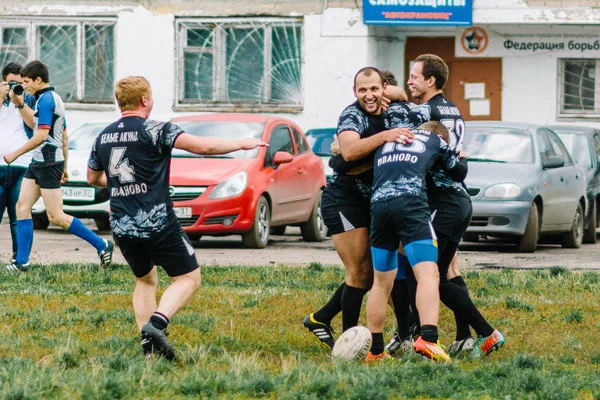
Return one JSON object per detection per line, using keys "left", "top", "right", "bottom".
{"left": 331, "top": 326, "right": 372, "bottom": 361}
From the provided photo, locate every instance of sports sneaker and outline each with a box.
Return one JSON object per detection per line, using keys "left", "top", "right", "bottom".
{"left": 365, "top": 351, "right": 392, "bottom": 363}
{"left": 4, "top": 260, "right": 30, "bottom": 272}
{"left": 445, "top": 336, "right": 476, "bottom": 357}
{"left": 385, "top": 330, "right": 414, "bottom": 357}
{"left": 140, "top": 336, "right": 153, "bottom": 357}
{"left": 10, "top": 253, "right": 16, "bottom": 264}
{"left": 140, "top": 322, "right": 176, "bottom": 360}
{"left": 98, "top": 239, "right": 115, "bottom": 269}
{"left": 471, "top": 329, "right": 505, "bottom": 358}
{"left": 303, "top": 314, "right": 335, "bottom": 349}
{"left": 413, "top": 337, "right": 452, "bottom": 363}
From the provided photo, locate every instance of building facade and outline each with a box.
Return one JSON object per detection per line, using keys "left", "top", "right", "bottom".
{"left": 0, "top": 0, "right": 598, "bottom": 130}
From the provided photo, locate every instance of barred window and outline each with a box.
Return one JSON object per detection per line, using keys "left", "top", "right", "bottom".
{"left": 177, "top": 19, "right": 303, "bottom": 111}
{"left": 559, "top": 58, "right": 600, "bottom": 117}
{"left": 0, "top": 20, "right": 115, "bottom": 105}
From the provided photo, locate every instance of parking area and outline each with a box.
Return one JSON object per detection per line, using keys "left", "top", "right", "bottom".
{"left": 1, "top": 220, "right": 599, "bottom": 270}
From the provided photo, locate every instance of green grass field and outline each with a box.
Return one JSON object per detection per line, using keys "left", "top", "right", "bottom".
{"left": 1, "top": 263, "right": 600, "bottom": 399}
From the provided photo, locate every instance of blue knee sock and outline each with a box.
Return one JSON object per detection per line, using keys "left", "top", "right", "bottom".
{"left": 16, "top": 219, "right": 33, "bottom": 264}
{"left": 67, "top": 218, "right": 106, "bottom": 252}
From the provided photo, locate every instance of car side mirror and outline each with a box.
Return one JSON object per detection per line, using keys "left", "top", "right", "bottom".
{"left": 273, "top": 151, "right": 293, "bottom": 166}
{"left": 543, "top": 155, "right": 565, "bottom": 169}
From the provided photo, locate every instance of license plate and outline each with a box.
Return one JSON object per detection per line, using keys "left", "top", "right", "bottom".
{"left": 62, "top": 187, "right": 95, "bottom": 201}
{"left": 174, "top": 207, "right": 192, "bottom": 219}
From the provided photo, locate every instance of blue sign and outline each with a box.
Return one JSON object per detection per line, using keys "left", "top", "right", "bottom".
{"left": 363, "top": 0, "right": 473, "bottom": 26}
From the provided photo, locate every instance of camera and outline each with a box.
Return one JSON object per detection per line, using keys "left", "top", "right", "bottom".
{"left": 3, "top": 81, "right": 24, "bottom": 106}
{"left": 7, "top": 81, "right": 24, "bottom": 96}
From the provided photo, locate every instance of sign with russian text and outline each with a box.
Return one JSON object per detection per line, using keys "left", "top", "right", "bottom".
{"left": 456, "top": 25, "right": 600, "bottom": 57}
{"left": 363, "top": 0, "right": 473, "bottom": 26}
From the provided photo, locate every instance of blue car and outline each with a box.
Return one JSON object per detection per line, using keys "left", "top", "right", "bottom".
{"left": 305, "top": 128, "right": 335, "bottom": 178}
{"left": 549, "top": 125, "right": 600, "bottom": 244}
{"left": 463, "top": 122, "right": 587, "bottom": 252}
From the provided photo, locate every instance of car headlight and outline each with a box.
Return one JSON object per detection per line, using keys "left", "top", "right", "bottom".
{"left": 209, "top": 171, "right": 248, "bottom": 199}
{"left": 484, "top": 183, "right": 521, "bottom": 198}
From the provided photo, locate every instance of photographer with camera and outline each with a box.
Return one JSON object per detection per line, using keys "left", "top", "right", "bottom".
{"left": 0, "top": 62, "right": 35, "bottom": 263}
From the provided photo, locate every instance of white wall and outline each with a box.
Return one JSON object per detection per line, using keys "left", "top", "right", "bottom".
{"left": 66, "top": 6, "right": 177, "bottom": 129}
{"left": 502, "top": 56, "right": 558, "bottom": 125}
{"left": 56, "top": 4, "right": 600, "bottom": 134}
{"left": 64, "top": 7, "right": 403, "bottom": 132}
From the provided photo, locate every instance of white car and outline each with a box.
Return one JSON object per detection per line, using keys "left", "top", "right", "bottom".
{"left": 31, "top": 122, "right": 110, "bottom": 230}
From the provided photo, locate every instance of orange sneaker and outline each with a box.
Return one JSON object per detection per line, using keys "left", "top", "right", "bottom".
{"left": 365, "top": 351, "right": 392, "bottom": 363}
{"left": 472, "top": 329, "right": 505, "bottom": 358}
{"left": 413, "top": 337, "right": 452, "bottom": 363}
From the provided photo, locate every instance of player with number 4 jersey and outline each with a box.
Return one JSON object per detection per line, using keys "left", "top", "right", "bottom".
{"left": 87, "top": 76, "right": 266, "bottom": 360}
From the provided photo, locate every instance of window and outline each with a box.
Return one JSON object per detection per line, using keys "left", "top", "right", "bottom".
{"left": 177, "top": 18, "right": 302, "bottom": 111}
{"left": 593, "top": 133, "right": 600, "bottom": 157}
{"left": 537, "top": 131, "right": 555, "bottom": 164}
{"left": 0, "top": 20, "right": 115, "bottom": 105}
{"left": 292, "top": 128, "right": 310, "bottom": 154}
{"left": 556, "top": 132, "right": 592, "bottom": 169}
{"left": 559, "top": 58, "right": 600, "bottom": 118}
{"left": 545, "top": 129, "right": 573, "bottom": 166}
{"left": 265, "top": 125, "right": 294, "bottom": 166}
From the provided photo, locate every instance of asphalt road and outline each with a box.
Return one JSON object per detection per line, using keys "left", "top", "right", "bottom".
{"left": 1, "top": 220, "right": 599, "bottom": 270}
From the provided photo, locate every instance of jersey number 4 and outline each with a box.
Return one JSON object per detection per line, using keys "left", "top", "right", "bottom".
{"left": 109, "top": 147, "right": 135, "bottom": 183}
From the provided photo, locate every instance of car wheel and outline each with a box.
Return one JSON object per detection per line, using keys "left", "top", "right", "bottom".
{"left": 94, "top": 216, "right": 111, "bottom": 231}
{"left": 561, "top": 203, "right": 584, "bottom": 249}
{"left": 515, "top": 203, "right": 539, "bottom": 253}
{"left": 583, "top": 200, "right": 597, "bottom": 244}
{"left": 300, "top": 190, "right": 327, "bottom": 242}
{"left": 32, "top": 213, "right": 49, "bottom": 230}
{"left": 270, "top": 226, "right": 286, "bottom": 236}
{"left": 242, "top": 196, "right": 270, "bottom": 249}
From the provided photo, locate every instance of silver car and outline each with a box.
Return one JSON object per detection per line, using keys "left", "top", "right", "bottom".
{"left": 463, "top": 122, "right": 587, "bottom": 252}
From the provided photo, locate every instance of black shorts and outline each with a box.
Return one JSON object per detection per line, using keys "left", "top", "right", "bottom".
{"left": 370, "top": 196, "right": 435, "bottom": 250}
{"left": 24, "top": 162, "right": 64, "bottom": 189}
{"left": 429, "top": 193, "right": 472, "bottom": 242}
{"left": 321, "top": 185, "right": 370, "bottom": 235}
{"left": 114, "top": 223, "right": 199, "bottom": 278}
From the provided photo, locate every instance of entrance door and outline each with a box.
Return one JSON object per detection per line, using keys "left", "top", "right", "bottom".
{"left": 404, "top": 37, "right": 502, "bottom": 121}
{"left": 449, "top": 60, "right": 502, "bottom": 121}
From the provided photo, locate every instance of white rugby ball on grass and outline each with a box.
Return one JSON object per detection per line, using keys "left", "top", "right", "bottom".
{"left": 331, "top": 326, "right": 372, "bottom": 361}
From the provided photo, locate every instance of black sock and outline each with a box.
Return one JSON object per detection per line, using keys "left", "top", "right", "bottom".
{"left": 341, "top": 285, "right": 368, "bottom": 332}
{"left": 390, "top": 279, "right": 410, "bottom": 339}
{"left": 314, "top": 282, "right": 345, "bottom": 324}
{"left": 371, "top": 332, "right": 384, "bottom": 355}
{"left": 150, "top": 312, "right": 169, "bottom": 330}
{"left": 420, "top": 325, "right": 438, "bottom": 343}
{"left": 450, "top": 276, "right": 468, "bottom": 292}
{"left": 439, "top": 280, "right": 493, "bottom": 339}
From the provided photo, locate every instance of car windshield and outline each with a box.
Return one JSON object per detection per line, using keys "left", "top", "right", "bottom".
{"left": 464, "top": 128, "right": 534, "bottom": 163}
{"left": 556, "top": 132, "right": 592, "bottom": 169}
{"left": 69, "top": 122, "right": 108, "bottom": 150}
{"left": 172, "top": 121, "right": 264, "bottom": 158}
{"left": 306, "top": 128, "right": 336, "bottom": 156}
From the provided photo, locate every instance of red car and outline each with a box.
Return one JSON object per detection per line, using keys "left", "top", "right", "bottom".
{"left": 168, "top": 113, "right": 327, "bottom": 248}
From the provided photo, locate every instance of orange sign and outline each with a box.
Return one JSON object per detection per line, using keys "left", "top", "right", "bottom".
{"left": 461, "top": 26, "right": 489, "bottom": 55}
